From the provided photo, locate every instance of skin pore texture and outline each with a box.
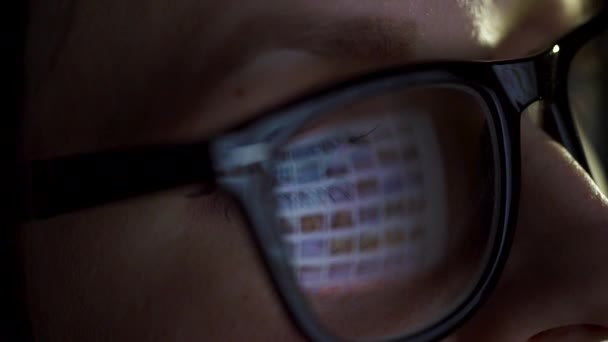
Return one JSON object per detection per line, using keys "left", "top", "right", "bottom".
{"left": 22, "top": 0, "right": 608, "bottom": 341}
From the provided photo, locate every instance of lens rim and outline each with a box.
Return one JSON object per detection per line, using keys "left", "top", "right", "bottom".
{"left": 213, "top": 67, "right": 519, "bottom": 342}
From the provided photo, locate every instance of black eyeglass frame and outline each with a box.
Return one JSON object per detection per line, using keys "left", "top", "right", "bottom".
{"left": 19, "top": 6, "right": 607, "bottom": 342}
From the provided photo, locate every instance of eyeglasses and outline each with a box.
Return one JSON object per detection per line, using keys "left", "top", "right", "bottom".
{"left": 20, "top": 6, "right": 608, "bottom": 342}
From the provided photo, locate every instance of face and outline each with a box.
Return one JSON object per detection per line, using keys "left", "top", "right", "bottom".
{"left": 22, "top": 0, "right": 608, "bottom": 341}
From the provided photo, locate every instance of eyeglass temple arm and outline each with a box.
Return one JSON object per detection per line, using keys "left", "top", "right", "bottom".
{"left": 21, "top": 141, "right": 215, "bottom": 221}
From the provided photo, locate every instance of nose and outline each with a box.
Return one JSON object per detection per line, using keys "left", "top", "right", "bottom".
{"left": 445, "top": 114, "right": 608, "bottom": 341}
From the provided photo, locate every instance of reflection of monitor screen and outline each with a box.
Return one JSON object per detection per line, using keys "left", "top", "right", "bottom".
{"left": 274, "top": 112, "right": 447, "bottom": 293}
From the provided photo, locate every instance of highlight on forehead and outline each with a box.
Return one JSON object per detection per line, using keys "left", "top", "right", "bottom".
{"left": 456, "top": 0, "right": 591, "bottom": 48}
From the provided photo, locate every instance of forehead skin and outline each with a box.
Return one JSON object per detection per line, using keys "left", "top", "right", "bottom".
{"left": 22, "top": 1, "right": 608, "bottom": 342}
{"left": 24, "top": 0, "right": 583, "bottom": 158}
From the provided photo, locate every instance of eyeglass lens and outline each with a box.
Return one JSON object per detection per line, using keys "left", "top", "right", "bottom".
{"left": 271, "top": 85, "right": 501, "bottom": 339}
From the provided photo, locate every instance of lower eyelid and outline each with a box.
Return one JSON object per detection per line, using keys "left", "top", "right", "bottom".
{"left": 185, "top": 182, "right": 218, "bottom": 198}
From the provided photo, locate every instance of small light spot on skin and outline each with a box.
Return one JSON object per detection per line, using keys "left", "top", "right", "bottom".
{"left": 457, "top": 0, "right": 509, "bottom": 47}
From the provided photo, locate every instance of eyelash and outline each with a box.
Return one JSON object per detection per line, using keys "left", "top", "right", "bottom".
{"left": 346, "top": 124, "right": 380, "bottom": 144}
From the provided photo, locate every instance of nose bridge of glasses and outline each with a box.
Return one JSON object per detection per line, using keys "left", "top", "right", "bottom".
{"left": 492, "top": 59, "right": 541, "bottom": 113}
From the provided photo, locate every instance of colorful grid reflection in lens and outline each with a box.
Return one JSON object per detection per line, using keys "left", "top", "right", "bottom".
{"left": 274, "top": 112, "right": 447, "bottom": 293}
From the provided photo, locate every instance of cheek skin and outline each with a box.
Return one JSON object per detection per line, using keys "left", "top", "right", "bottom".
{"left": 445, "top": 115, "right": 608, "bottom": 341}
{"left": 21, "top": 188, "right": 305, "bottom": 342}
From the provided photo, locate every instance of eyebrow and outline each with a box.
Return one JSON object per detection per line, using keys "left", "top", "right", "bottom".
{"left": 284, "top": 14, "right": 418, "bottom": 62}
